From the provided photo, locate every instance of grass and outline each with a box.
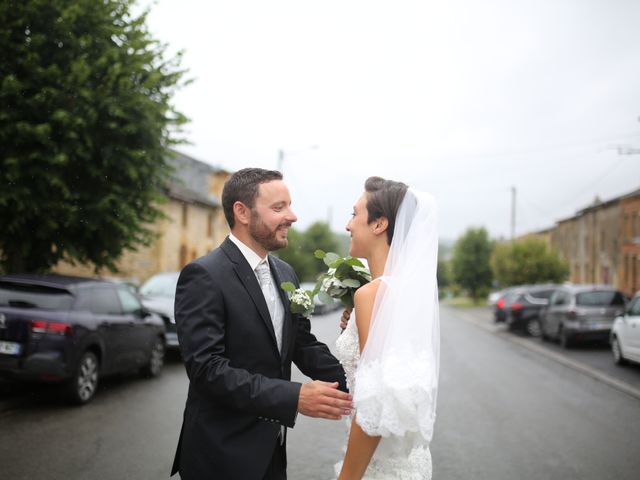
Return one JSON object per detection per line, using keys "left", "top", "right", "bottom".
{"left": 444, "top": 296, "right": 487, "bottom": 308}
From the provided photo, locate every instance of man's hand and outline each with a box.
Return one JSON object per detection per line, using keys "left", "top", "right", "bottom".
{"left": 298, "top": 381, "right": 353, "bottom": 420}
{"left": 340, "top": 308, "right": 352, "bottom": 331}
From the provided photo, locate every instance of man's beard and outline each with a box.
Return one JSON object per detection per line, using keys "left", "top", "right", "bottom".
{"left": 249, "top": 210, "right": 291, "bottom": 252}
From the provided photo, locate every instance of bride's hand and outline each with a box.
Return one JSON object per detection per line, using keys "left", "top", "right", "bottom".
{"left": 340, "top": 309, "right": 352, "bottom": 331}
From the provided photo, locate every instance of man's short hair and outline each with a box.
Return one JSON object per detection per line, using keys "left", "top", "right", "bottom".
{"left": 222, "top": 168, "right": 283, "bottom": 228}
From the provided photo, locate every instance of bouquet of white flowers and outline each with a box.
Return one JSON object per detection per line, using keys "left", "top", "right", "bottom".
{"left": 313, "top": 250, "right": 371, "bottom": 309}
{"left": 281, "top": 250, "right": 371, "bottom": 318}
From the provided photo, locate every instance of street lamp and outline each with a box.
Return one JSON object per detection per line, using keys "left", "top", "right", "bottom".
{"left": 277, "top": 145, "right": 318, "bottom": 173}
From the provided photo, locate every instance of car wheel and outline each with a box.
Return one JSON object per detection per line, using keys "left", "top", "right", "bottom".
{"left": 140, "top": 337, "right": 165, "bottom": 378}
{"left": 559, "top": 326, "right": 572, "bottom": 349}
{"left": 526, "top": 319, "right": 542, "bottom": 337}
{"left": 611, "top": 336, "right": 627, "bottom": 365}
{"left": 66, "top": 351, "right": 99, "bottom": 404}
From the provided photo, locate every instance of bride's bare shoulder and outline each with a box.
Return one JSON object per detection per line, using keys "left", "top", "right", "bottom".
{"left": 353, "top": 280, "right": 381, "bottom": 313}
{"left": 354, "top": 279, "right": 380, "bottom": 299}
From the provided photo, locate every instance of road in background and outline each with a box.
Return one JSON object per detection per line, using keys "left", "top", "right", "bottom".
{"left": 1, "top": 305, "right": 639, "bottom": 479}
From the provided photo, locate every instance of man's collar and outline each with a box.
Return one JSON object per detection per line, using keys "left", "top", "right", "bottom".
{"left": 229, "top": 233, "right": 268, "bottom": 271}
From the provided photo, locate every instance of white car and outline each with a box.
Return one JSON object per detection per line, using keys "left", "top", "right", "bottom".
{"left": 611, "top": 292, "right": 640, "bottom": 365}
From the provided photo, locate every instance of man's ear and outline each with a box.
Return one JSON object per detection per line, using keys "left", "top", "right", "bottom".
{"left": 372, "top": 217, "right": 389, "bottom": 236}
{"left": 233, "top": 201, "right": 251, "bottom": 226}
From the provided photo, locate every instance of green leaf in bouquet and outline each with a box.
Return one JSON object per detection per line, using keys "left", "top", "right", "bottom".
{"left": 317, "top": 291, "right": 334, "bottom": 305}
{"left": 335, "top": 262, "right": 353, "bottom": 279}
{"left": 342, "top": 278, "right": 361, "bottom": 288}
{"left": 352, "top": 265, "right": 370, "bottom": 274}
{"left": 280, "top": 282, "right": 296, "bottom": 293}
{"left": 345, "top": 257, "right": 367, "bottom": 268}
{"left": 314, "top": 249, "right": 327, "bottom": 259}
{"left": 340, "top": 294, "right": 354, "bottom": 309}
{"left": 323, "top": 252, "right": 341, "bottom": 266}
{"left": 328, "top": 258, "right": 346, "bottom": 269}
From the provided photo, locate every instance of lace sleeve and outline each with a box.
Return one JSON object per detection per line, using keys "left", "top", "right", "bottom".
{"left": 354, "top": 349, "right": 437, "bottom": 441}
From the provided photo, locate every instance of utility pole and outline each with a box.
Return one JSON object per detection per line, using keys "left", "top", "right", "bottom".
{"left": 510, "top": 186, "right": 516, "bottom": 241}
{"left": 277, "top": 149, "right": 284, "bottom": 172}
{"left": 276, "top": 145, "right": 317, "bottom": 174}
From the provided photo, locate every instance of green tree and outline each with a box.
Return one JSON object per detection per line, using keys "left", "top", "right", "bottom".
{"left": 491, "top": 237, "right": 569, "bottom": 286}
{"left": 278, "top": 222, "right": 341, "bottom": 282}
{"left": 437, "top": 258, "right": 451, "bottom": 289}
{"left": 0, "top": 0, "right": 188, "bottom": 273}
{"left": 451, "top": 227, "right": 493, "bottom": 302}
{"left": 277, "top": 228, "right": 316, "bottom": 281}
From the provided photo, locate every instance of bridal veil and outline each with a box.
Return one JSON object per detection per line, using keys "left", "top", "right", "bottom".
{"left": 353, "top": 188, "right": 440, "bottom": 444}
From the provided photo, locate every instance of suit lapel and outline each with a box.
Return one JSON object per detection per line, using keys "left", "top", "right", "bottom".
{"left": 269, "top": 256, "right": 293, "bottom": 364}
{"left": 221, "top": 238, "right": 279, "bottom": 354}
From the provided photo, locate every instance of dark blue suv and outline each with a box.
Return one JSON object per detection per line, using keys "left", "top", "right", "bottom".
{"left": 0, "top": 274, "right": 166, "bottom": 403}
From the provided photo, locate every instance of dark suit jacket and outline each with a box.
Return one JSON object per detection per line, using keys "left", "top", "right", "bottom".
{"left": 171, "top": 237, "right": 347, "bottom": 480}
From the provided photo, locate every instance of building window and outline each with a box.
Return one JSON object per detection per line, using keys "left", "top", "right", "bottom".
{"left": 208, "top": 213, "right": 214, "bottom": 238}
{"left": 182, "top": 203, "right": 188, "bottom": 228}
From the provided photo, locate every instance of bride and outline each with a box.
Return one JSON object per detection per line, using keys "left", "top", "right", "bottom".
{"left": 334, "top": 177, "right": 440, "bottom": 480}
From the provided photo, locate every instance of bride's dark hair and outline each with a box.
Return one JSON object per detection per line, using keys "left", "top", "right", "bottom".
{"left": 364, "top": 176, "right": 408, "bottom": 245}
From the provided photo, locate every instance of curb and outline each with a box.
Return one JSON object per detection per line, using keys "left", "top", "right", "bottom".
{"left": 449, "top": 306, "right": 640, "bottom": 402}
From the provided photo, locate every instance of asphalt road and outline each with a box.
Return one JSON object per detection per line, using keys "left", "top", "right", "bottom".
{"left": 1, "top": 305, "right": 639, "bottom": 479}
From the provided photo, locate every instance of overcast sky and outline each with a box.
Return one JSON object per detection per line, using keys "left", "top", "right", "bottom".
{"left": 140, "top": 0, "right": 640, "bottom": 242}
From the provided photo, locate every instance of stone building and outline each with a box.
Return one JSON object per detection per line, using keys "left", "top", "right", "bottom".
{"left": 54, "top": 151, "right": 230, "bottom": 284}
{"left": 619, "top": 190, "right": 640, "bottom": 295}
{"left": 542, "top": 187, "right": 640, "bottom": 295}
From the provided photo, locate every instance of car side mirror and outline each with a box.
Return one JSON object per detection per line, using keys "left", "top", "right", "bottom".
{"left": 135, "top": 307, "right": 150, "bottom": 318}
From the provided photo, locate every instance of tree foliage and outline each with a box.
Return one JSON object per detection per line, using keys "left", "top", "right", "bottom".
{"left": 0, "top": 0, "right": 188, "bottom": 273}
{"left": 450, "top": 227, "right": 493, "bottom": 301}
{"left": 490, "top": 237, "right": 569, "bottom": 287}
{"left": 278, "top": 222, "right": 341, "bottom": 282}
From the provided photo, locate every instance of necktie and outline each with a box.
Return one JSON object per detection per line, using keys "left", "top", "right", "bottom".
{"left": 255, "top": 261, "right": 282, "bottom": 352}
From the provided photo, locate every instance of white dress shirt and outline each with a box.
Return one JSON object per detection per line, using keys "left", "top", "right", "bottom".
{"left": 228, "top": 234, "right": 285, "bottom": 352}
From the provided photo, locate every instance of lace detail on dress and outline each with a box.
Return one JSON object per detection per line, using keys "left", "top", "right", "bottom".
{"left": 355, "top": 349, "right": 437, "bottom": 441}
{"left": 335, "top": 316, "right": 360, "bottom": 394}
{"left": 333, "top": 319, "right": 433, "bottom": 480}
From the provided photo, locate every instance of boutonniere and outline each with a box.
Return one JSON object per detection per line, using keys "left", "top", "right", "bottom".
{"left": 280, "top": 282, "right": 316, "bottom": 318}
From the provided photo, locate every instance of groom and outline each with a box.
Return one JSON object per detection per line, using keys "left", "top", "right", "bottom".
{"left": 171, "top": 168, "right": 351, "bottom": 480}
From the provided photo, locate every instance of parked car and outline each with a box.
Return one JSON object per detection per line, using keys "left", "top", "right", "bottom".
{"left": 0, "top": 274, "right": 166, "bottom": 404}
{"left": 540, "top": 284, "right": 627, "bottom": 348}
{"left": 493, "top": 287, "right": 524, "bottom": 323}
{"left": 138, "top": 272, "right": 180, "bottom": 350}
{"left": 487, "top": 290, "right": 503, "bottom": 307}
{"left": 610, "top": 291, "right": 640, "bottom": 365}
{"left": 505, "top": 285, "right": 559, "bottom": 337}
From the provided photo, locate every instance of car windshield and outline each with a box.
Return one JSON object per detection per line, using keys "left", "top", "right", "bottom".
{"left": 140, "top": 273, "right": 179, "bottom": 298}
{"left": 576, "top": 291, "right": 625, "bottom": 307}
{"left": 0, "top": 282, "right": 74, "bottom": 310}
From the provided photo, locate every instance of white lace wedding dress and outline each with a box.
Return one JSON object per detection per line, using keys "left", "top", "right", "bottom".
{"left": 333, "top": 317, "right": 433, "bottom": 480}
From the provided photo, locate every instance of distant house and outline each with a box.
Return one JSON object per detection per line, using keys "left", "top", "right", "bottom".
{"left": 521, "top": 187, "right": 640, "bottom": 296}
{"left": 54, "top": 151, "right": 231, "bottom": 284}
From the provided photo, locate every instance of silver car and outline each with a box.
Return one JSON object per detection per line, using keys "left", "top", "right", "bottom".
{"left": 540, "top": 284, "right": 626, "bottom": 348}
{"left": 611, "top": 292, "right": 640, "bottom": 365}
{"left": 139, "top": 272, "right": 180, "bottom": 350}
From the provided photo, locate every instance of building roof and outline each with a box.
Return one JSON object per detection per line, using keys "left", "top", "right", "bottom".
{"left": 554, "top": 186, "right": 640, "bottom": 224}
{"left": 166, "top": 151, "right": 228, "bottom": 208}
